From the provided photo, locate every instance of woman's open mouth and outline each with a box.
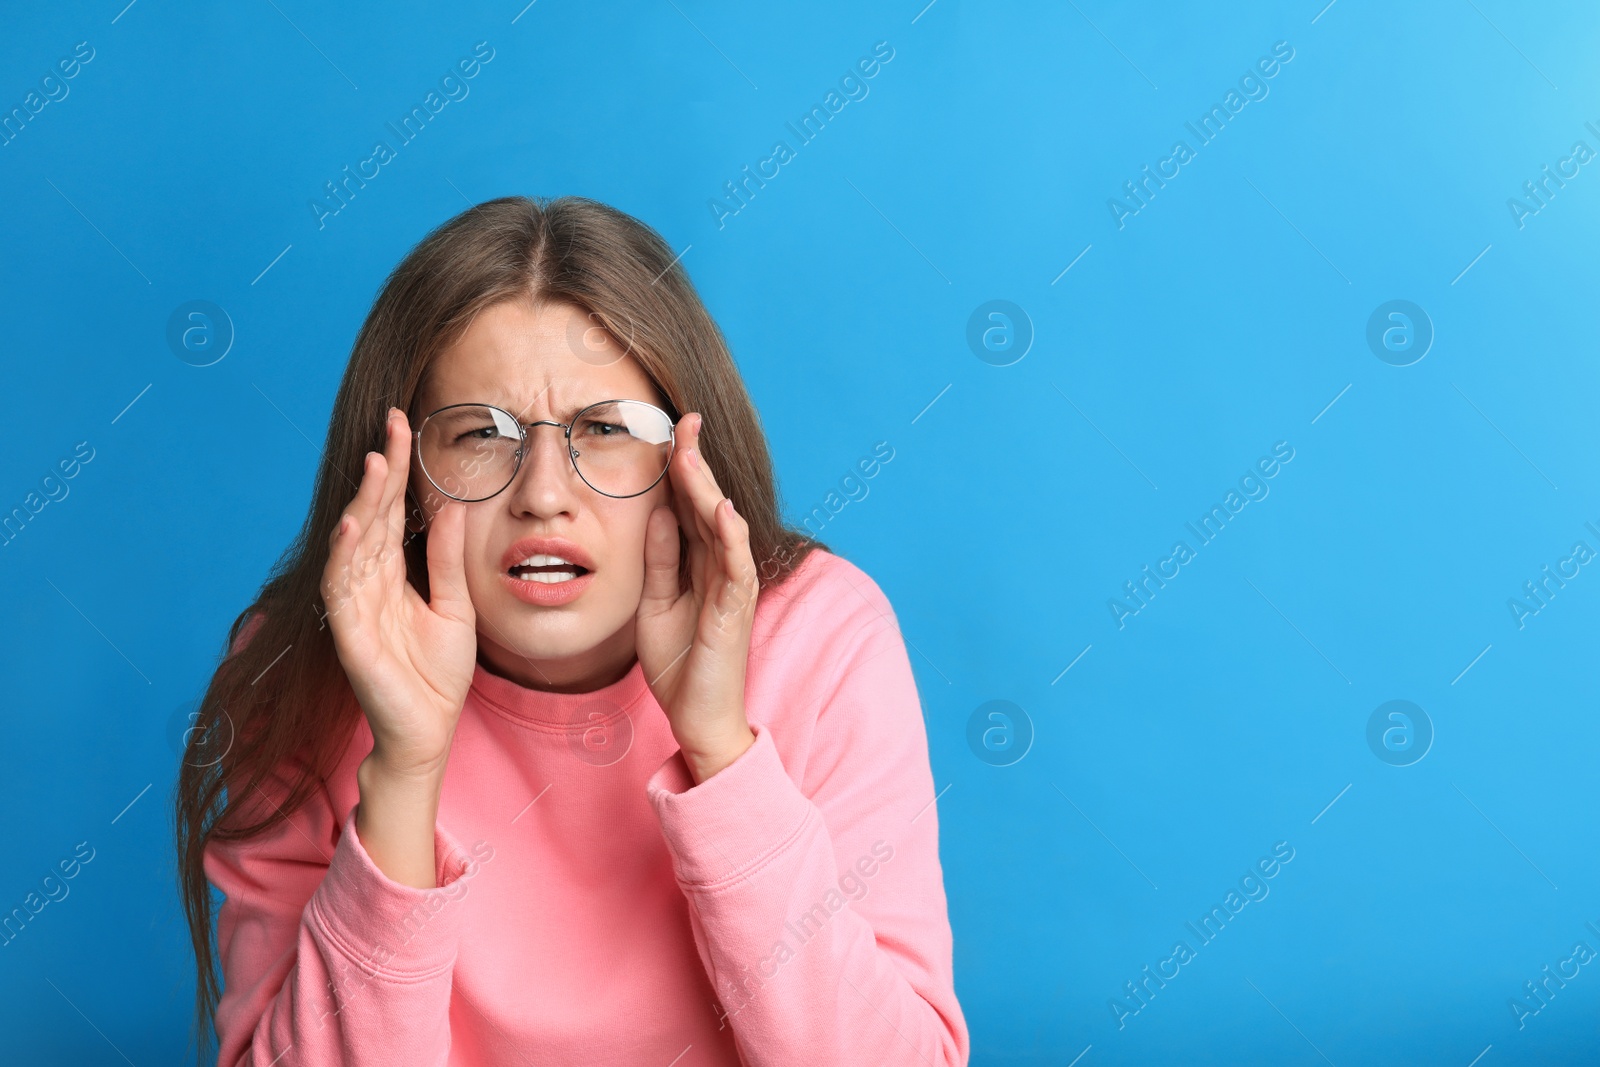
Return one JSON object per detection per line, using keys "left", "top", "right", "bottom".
{"left": 500, "top": 565, "right": 594, "bottom": 605}
{"left": 509, "top": 554, "right": 591, "bottom": 584}
{"left": 498, "top": 539, "right": 597, "bottom": 606}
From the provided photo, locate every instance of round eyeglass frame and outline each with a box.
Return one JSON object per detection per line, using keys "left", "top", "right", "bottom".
{"left": 410, "top": 399, "right": 678, "bottom": 502}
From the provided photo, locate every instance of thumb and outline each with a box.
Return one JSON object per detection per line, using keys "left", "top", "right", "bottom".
{"left": 425, "top": 500, "right": 473, "bottom": 625}
{"left": 639, "top": 505, "right": 681, "bottom": 616}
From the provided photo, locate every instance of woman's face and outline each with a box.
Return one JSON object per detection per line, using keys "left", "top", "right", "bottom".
{"left": 409, "top": 298, "right": 675, "bottom": 693}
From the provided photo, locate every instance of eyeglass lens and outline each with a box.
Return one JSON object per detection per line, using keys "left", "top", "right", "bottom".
{"left": 416, "top": 401, "right": 674, "bottom": 500}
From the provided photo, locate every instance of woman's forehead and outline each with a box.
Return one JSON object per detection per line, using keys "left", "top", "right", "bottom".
{"left": 421, "top": 299, "right": 654, "bottom": 403}
{"left": 421, "top": 346, "right": 660, "bottom": 418}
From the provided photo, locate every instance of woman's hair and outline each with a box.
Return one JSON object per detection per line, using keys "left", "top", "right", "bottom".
{"left": 174, "top": 195, "right": 827, "bottom": 1062}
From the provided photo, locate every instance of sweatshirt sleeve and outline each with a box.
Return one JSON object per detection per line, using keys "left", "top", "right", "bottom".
{"left": 644, "top": 579, "right": 970, "bottom": 1066}
{"left": 203, "top": 761, "right": 477, "bottom": 1067}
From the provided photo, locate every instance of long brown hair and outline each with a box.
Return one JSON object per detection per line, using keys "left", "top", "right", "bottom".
{"left": 174, "top": 195, "right": 827, "bottom": 1062}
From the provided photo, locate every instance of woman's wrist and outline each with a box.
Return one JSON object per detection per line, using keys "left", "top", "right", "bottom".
{"left": 680, "top": 723, "right": 756, "bottom": 785}
{"left": 356, "top": 752, "right": 447, "bottom": 888}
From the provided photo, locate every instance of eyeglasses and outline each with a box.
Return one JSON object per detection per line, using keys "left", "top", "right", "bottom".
{"left": 411, "top": 400, "right": 677, "bottom": 501}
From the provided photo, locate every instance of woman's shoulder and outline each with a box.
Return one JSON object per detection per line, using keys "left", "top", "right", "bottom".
{"left": 749, "top": 545, "right": 900, "bottom": 664}
{"left": 804, "top": 544, "right": 897, "bottom": 608}
{"left": 745, "top": 547, "right": 922, "bottom": 763}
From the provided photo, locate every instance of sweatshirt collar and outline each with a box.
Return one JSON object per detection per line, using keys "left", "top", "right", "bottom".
{"left": 467, "top": 652, "right": 652, "bottom": 735}
{"left": 467, "top": 653, "right": 651, "bottom": 730}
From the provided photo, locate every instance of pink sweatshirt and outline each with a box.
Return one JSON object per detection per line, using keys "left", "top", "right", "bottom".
{"left": 204, "top": 547, "right": 968, "bottom": 1066}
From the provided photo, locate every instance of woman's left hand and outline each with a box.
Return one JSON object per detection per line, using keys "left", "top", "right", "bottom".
{"left": 636, "top": 412, "right": 760, "bottom": 784}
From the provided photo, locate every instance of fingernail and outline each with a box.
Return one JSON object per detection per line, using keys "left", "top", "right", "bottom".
{"left": 686, "top": 447, "right": 700, "bottom": 468}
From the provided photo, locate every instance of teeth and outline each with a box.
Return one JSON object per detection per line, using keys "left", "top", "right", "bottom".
{"left": 515, "top": 553, "right": 575, "bottom": 568}
{"left": 514, "top": 570, "right": 579, "bottom": 584}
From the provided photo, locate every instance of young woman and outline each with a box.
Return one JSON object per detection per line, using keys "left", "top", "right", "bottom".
{"left": 175, "top": 196, "right": 968, "bottom": 1066}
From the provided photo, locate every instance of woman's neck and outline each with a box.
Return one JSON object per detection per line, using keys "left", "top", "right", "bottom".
{"left": 475, "top": 627, "right": 637, "bottom": 694}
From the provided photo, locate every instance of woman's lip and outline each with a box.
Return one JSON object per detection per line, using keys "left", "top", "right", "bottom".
{"left": 499, "top": 536, "right": 597, "bottom": 573}
{"left": 499, "top": 569, "right": 595, "bottom": 607}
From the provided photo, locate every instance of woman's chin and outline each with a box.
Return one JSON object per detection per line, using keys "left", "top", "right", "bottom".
{"left": 478, "top": 612, "right": 613, "bottom": 664}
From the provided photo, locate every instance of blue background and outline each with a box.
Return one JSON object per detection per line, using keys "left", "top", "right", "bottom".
{"left": 2, "top": 0, "right": 1598, "bottom": 1063}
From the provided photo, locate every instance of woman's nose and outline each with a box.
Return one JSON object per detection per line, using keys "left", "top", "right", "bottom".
{"left": 507, "top": 424, "right": 581, "bottom": 506}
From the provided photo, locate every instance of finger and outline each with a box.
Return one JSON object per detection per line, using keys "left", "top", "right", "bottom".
{"left": 638, "top": 505, "right": 682, "bottom": 614}
{"left": 681, "top": 457, "right": 731, "bottom": 570}
{"left": 672, "top": 464, "right": 715, "bottom": 599}
{"left": 358, "top": 411, "right": 406, "bottom": 566}
{"left": 720, "top": 497, "right": 753, "bottom": 570}
{"left": 360, "top": 412, "right": 414, "bottom": 601}
{"left": 324, "top": 509, "right": 360, "bottom": 616}
{"left": 702, "top": 488, "right": 729, "bottom": 575}
{"left": 321, "top": 454, "right": 380, "bottom": 620}
{"left": 709, "top": 498, "right": 757, "bottom": 622}
{"left": 674, "top": 415, "right": 725, "bottom": 547}
{"left": 679, "top": 460, "right": 716, "bottom": 551}
{"left": 350, "top": 464, "right": 392, "bottom": 576}
{"left": 425, "top": 499, "right": 473, "bottom": 625}
{"left": 381, "top": 409, "right": 412, "bottom": 544}
{"left": 681, "top": 413, "right": 724, "bottom": 498}
{"left": 666, "top": 435, "right": 711, "bottom": 567}
{"left": 332, "top": 447, "right": 382, "bottom": 566}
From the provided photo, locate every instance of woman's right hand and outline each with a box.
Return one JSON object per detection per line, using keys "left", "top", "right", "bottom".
{"left": 321, "top": 407, "right": 477, "bottom": 779}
